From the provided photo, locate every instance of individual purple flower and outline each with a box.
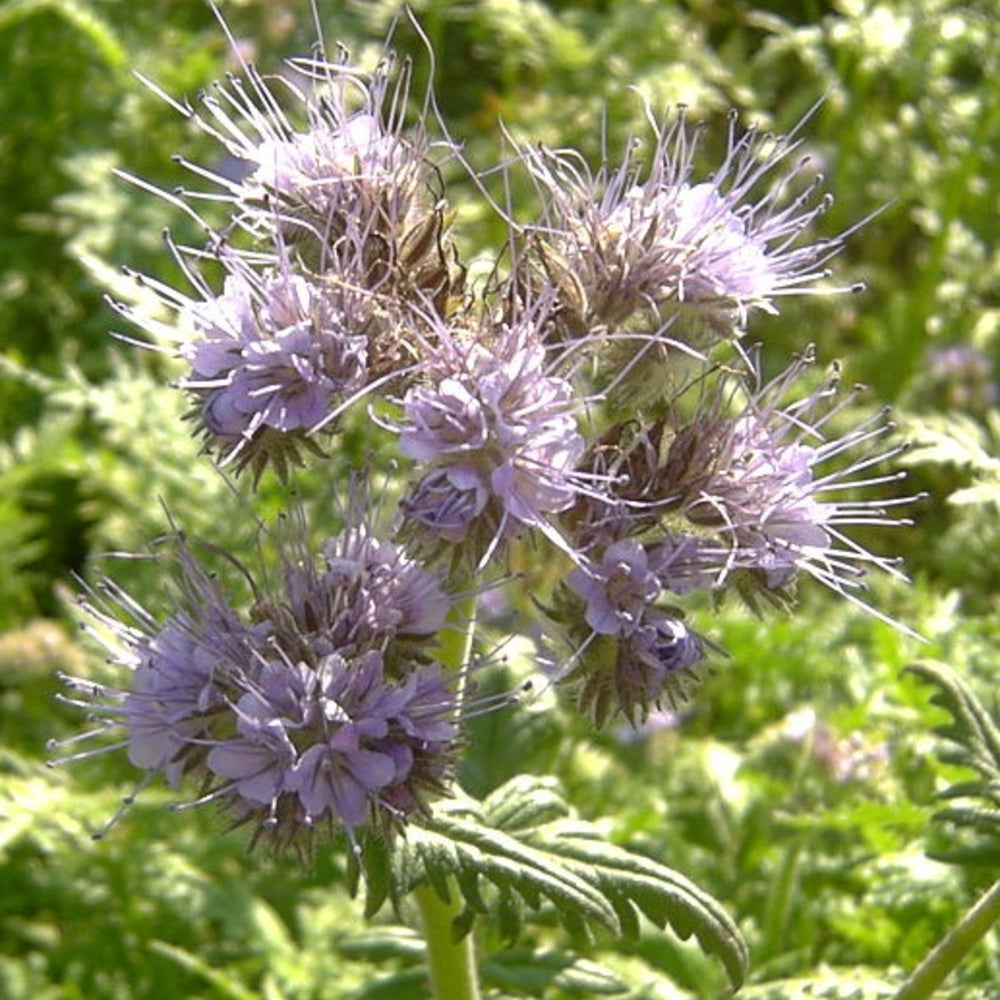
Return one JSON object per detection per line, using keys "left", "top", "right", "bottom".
{"left": 567, "top": 539, "right": 662, "bottom": 636}
{"left": 133, "top": 38, "right": 461, "bottom": 308}
{"left": 519, "top": 103, "right": 859, "bottom": 344}
{"left": 610, "top": 613, "right": 704, "bottom": 721}
{"left": 204, "top": 669, "right": 302, "bottom": 808}
{"left": 562, "top": 539, "right": 705, "bottom": 725}
{"left": 397, "top": 316, "right": 586, "bottom": 564}
{"left": 651, "top": 350, "right": 919, "bottom": 621}
{"left": 174, "top": 254, "right": 370, "bottom": 479}
{"left": 399, "top": 466, "right": 492, "bottom": 545}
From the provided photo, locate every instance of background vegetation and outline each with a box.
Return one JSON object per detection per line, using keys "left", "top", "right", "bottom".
{"left": 1, "top": 0, "right": 997, "bottom": 997}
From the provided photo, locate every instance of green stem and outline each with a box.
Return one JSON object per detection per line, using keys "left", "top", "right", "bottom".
{"left": 438, "top": 591, "right": 479, "bottom": 712}
{"left": 893, "top": 878, "right": 1000, "bottom": 1000}
{"left": 415, "top": 883, "right": 481, "bottom": 1000}
{"left": 760, "top": 842, "right": 801, "bottom": 960}
{"left": 412, "top": 591, "right": 481, "bottom": 1000}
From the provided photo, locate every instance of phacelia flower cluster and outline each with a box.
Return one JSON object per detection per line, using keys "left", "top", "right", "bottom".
{"left": 54, "top": 524, "right": 485, "bottom": 850}
{"left": 519, "top": 106, "right": 859, "bottom": 351}
{"left": 62, "top": 12, "right": 920, "bottom": 849}
{"left": 397, "top": 314, "right": 586, "bottom": 566}
{"left": 114, "top": 34, "right": 462, "bottom": 478}
{"left": 176, "top": 260, "right": 370, "bottom": 477}
{"left": 560, "top": 349, "right": 917, "bottom": 645}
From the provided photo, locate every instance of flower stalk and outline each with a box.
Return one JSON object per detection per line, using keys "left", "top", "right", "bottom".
{"left": 893, "top": 878, "right": 1000, "bottom": 1000}
{"left": 415, "top": 883, "right": 481, "bottom": 1000}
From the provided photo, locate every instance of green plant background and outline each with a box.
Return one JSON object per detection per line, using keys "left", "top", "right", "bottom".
{"left": 1, "top": 0, "right": 998, "bottom": 997}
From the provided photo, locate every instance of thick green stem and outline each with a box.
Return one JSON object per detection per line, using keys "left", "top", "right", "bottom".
{"left": 893, "top": 878, "right": 1000, "bottom": 1000}
{"left": 438, "top": 591, "right": 479, "bottom": 712}
{"left": 411, "top": 592, "right": 481, "bottom": 1000}
{"left": 415, "top": 883, "right": 481, "bottom": 1000}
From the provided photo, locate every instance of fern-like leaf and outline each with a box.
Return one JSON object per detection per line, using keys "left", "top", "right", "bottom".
{"left": 519, "top": 817, "right": 748, "bottom": 988}
{"left": 906, "top": 660, "right": 1000, "bottom": 790}
{"left": 398, "top": 797, "right": 618, "bottom": 942}
{"left": 359, "top": 775, "right": 748, "bottom": 990}
{"left": 906, "top": 659, "right": 1000, "bottom": 856}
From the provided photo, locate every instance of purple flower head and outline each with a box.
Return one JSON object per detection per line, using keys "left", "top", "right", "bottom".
{"left": 271, "top": 518, "right": 451, "bottom": 666}
{"left": 177, "top": 254, "right": 371, "bottom": 479}
{"left": 248, "top": 110, "right": 415, "bottom": 232}
{"left": 519, "top": 104, "right": 858, "bottom": 345}
{"left": 560, "top": 539, "right": 705, "bottom": 726}
{"left": 397, "top": 313, "right": 586, "bottom": 565}
{"left": 133, "top": 36, "right": 461, "bottom": 309}
{"left": 124, "top": 618, "right": 233, "bottom": 782}
{"left": 651, "top": 350, "right": 919, "bottom": 621}
{"left": 52, "top": 540, "right": 272, "bottom": 805}
{"left": 208, "top": 651, "right": 460, "bottom": 842}
{"left": 52, "top": 513, "right": 496, "bottom": 850}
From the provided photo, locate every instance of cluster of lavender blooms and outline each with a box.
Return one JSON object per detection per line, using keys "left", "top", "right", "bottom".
{"left": 54, "top": 18, "right": 917, "bottom": 848}
{"left": 59, "top": 506, "right": 490, "bottom": 849}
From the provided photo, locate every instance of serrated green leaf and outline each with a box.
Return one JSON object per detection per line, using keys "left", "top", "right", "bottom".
{"left": 738, "top": 966, "right": 897, "bottom": 999}
{"left": 337, "top": 927, "right": 425, "bottom": 962}
{"left": 497, "top": 891, "right": 523, "bottom": 943}
{"left": 456, "top": 867, "right": 490, "bottom": 914}
{"left": 607, "top": 892, "right": 641, "bottom": 941}
{"left": 906, "top": 661, "right": 1000, "bottom": 782}
{"left": 360, "top": 778, "right": 746, "bottom": 989}
{"left": 483, "top": 774, "right": 570, "bottom": 831}
{"left": 906, "top": 659, "right": 1000, "bottom": 859}
{"left": 397, "top": 799, "right": 619, "bottom": 943}
{"left": 935, "top": 806, "right": 1000, "bottom": 836}
{"left": 938, "top": 781, "right": 1000, "bottom": 805}
{"left": 524, "top": 818, "right": 748, "bottom": 989}
{"left": 453, "top": 905, "right": 478, "bottom": 942}
{"left": 357, "top": 831, "right": 393, "bottom": 920}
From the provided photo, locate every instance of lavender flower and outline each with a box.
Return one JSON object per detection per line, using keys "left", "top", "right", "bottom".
{"left": 207, "top": 651, "right": 457, "bottom": 840}
{"left": 567, "top": 539, "right": 662, "bottom": 637}
{"left": 628, "top": 350, "right": 916, "bottom": 618}
{"left": 68, "top": 9, "right": 922, "bottom": 888}
{"left": 397, "top": 314, "right": 586, "bottom": 565}
{"left": 105, "top": 28, "right": 470, "bottom": 483}
{"left": 177, "top": 255, "right": 371, "bottom": 478}
{"left": 137, "top": 37, "right": 461, "bottom": 304}
{"left": 268, "top": 516, "right": 451, "bottom": 666}
{"left": 519, "top": 105, "right": 859, "bottom": 346}
{"left": 51, "top": 517, "right": 490, "bottom": 849}
{"left": 246, "top": 109, "right": 418, "bottom": 237}
{"left": 561, "top": 539, "right": 705, "bottom": 725}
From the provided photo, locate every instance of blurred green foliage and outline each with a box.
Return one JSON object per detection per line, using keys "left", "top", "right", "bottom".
{"left": 1, "top": 0, "right": 998, "bottom": 997}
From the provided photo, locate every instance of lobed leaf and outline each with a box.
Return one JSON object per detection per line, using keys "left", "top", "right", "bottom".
{"left": 906, "top": 659, "right": 1000, "bottom": 855}
{"left": 906, "top": 660, "right": 1000, "bottom": 785}
{"left": 360, "top": 777, "right": 747, "bottom": 989}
